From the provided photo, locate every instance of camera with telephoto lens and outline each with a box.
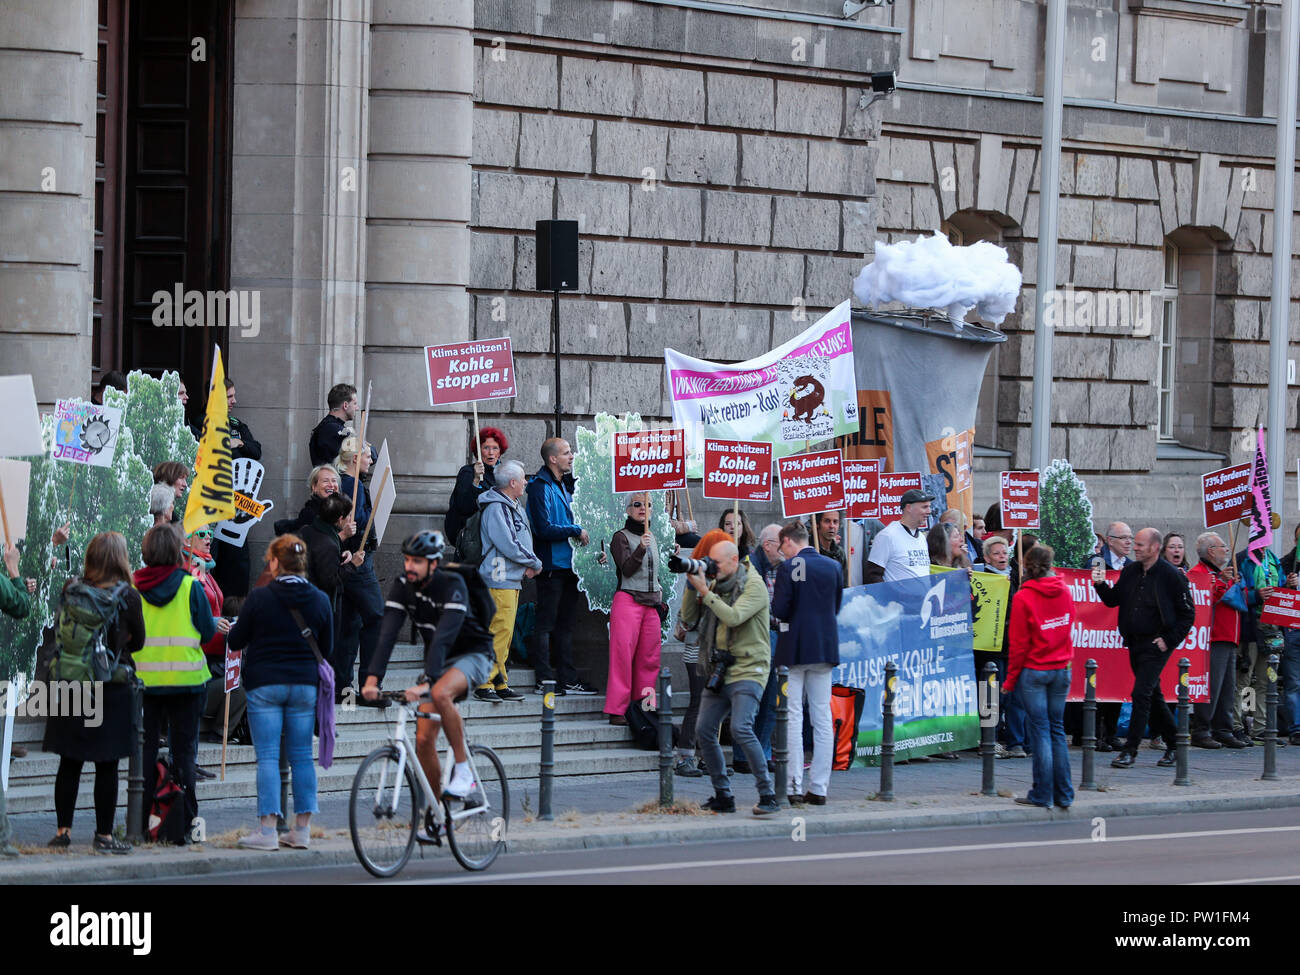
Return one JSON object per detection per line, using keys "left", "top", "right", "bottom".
{"left": 705, "top": 650, "right": 736, "bottom": 694}
{"left": 669, "top": 554, "right": 719, "bottom": 577}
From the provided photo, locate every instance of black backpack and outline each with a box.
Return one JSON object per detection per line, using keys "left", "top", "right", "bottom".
{"left": 455, "top": 499, "right": 508, "bottom": 567}
{"left": 440, "top": 562, "right": 498, "bottom": 629}
{"left": 625, "top": 698, "right": 680, "bottom": 751}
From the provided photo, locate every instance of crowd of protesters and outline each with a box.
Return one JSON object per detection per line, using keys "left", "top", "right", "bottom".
{"left": 6, "top": 367, "right": 1300, "bottom": 847}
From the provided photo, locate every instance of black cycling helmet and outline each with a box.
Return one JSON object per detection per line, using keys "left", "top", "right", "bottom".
{"left": 401, "top": 530, "right": 445, "bottom": 561}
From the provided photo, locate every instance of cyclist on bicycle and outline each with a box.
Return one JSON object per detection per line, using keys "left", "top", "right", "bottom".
{"left": 362, "top": 530, "right": 494, "bottom": 802}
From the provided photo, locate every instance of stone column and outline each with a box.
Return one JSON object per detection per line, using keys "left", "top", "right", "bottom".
{"left": 365, "top": 0, "right": 474, "bottom": 544}
{"left": 0, "top": 0, "right": 96, "bottom": 401}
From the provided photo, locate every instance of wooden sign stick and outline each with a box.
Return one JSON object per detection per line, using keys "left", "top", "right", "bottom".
{"left": 0, "top": 481, "right": 9, "bottom": 547}
{"left": 357, "top": 467, "right": 392, "bottom": 554}
{"left": 221, "top": 691, "right": 231, "bottom": 782}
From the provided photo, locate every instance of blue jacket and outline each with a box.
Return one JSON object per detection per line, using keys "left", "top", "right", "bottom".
{"left": 771, "top": 546, "right": 843, "bottom": 667}
{"left": 526, "top": 467, "right": 582, "bottom": 571}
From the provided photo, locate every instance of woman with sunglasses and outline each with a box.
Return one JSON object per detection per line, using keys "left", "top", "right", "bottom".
{"left": 606, "top": 493, "right": 663, "bottom": 726}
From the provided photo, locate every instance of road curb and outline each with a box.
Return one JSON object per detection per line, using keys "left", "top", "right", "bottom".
{"left": 5, "top": 787, "right": 1300, "bottom": 883}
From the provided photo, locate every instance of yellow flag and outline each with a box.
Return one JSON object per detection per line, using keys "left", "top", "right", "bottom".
{"left": 929, "top": 565, "right": 1010, "bottom": 653}
{"left": 183, "top": 346, "right": 236, "bottom": 534}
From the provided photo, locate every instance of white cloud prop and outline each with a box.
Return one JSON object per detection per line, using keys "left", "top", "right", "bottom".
{"left": 852, "top": 233, "right": 1023, "bottom": 325}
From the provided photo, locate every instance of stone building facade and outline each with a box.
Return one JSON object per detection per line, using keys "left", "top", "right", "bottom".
{"left": 0, "top": 0, "right": 1296, "bottom": 563}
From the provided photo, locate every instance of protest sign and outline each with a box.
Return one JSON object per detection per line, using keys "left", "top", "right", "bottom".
{"left": 776, "top": 450, "right": 844, "bottom": 518}
{"left": 833, "top": 573, "right": 980, "bottom": 765}
{"left": 52, "top": 399, "right": 124, "bottom": 468}
{"left": 1260, "top": 589, "right": 1300, "bottom": 629}
{"left": 970, "top": 569, "right": 1010, "bottom": 654}
{"left": 184, "top": 347, "right": 237, "bottom": 535}
{"left": 0, "top": 375, "right": 44, "bottom": 457}
{"left": 702, "top": 439, "right": 772, "bottom": 502}
{"left": 224, "top": 648, "right": 243, "bottom": 693}
{"left": 425, "top": 338, "right": 517, "bottom": 406}
{"left": 876, "top": 471, "right": 923, "bottom": 524}
{"left": 999, "top": 470, "right": 1040, "bottom": 530}
{"left": 214, "top": 459, "right": 275, "bottom": 549}
{"left": 367, "top": 439, "right": 396, "bottom": 546}
{"left": 1059, "top": 568, "right": 1210, "bottom": 702}
{"left": 612, "top": 428, "right": 686, "bottom": 493}
{"left": 0, "top": 459, "right": 31, "bottom": 546}
{"left": 1202, "top": 463, "right": 1251, "bottom": 528}
{"left": 666, "top": 301, "right": 857, "bottom": 474}
{"left": 844, "top": 458, "right": 880, "bottom": 519}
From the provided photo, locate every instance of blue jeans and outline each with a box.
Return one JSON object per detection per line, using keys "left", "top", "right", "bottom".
{"left": 1019, "top": 667, "right": 1074, "bottom": 808}
{"left": 751, "top": 639, "right": 779, "bottom": 760}
{"left": 698, "top": 679, "right": 773, "bottom": 798}
{"left": 1003, "top": 681, "right": 1027, "bottom": 750}
{"left": 247, "top": 684, "right": 319, "bottom": 819}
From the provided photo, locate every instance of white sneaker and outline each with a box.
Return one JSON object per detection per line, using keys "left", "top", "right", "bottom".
{"left": 238, "top": 829, "right": 278, "bottom": 851}
{"left": 444, "top": 765, "right": 476, "bottom": 799}
{"left": 279, "top": 827, "right": 310, "bottom": 849}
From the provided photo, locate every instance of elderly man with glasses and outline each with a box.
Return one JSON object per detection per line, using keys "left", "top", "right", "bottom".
{"left": 1084, "top": 521, "right": 1134, "bottom": 750}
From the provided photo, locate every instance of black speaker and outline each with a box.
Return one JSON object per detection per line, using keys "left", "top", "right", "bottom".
{"left": 535, "top": 220, "right": 579, "bottom": 292}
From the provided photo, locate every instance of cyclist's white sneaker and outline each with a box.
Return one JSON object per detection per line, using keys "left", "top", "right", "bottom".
{"left": 444, "top": 763, "right": 476, "bottom": 799}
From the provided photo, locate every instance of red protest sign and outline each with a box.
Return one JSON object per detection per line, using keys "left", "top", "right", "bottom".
{"left": 776, "top": 450, "right": 844, "bottom": 518}
{"left": 1260, "top": 588, "right": 1300, "bottom": 629}
{"left": 224, "top": 648, "right": 242, "bottom": 693}
{"left": 425, "top": 338, "right": 517, "bottom": 406}
{"left": 1059, "top": 569, "right": 1210, "bottom": 703}
{"left": 702, "top": 439, "right": 773, "bottom": 502}
{"left": 843, "top": 458, "right": 881, "bottom": 519}
{"left": 1202, "top": 463, "right": 1252, "bottom": 528}
{"left": 612, "top": 429, "right": 687, "bottom": 492}
{"left": 876, "top": 471, "right": 923, "bottom": 525}
{"left": 999, "top": 470, "right": 1040, "bottom": 529}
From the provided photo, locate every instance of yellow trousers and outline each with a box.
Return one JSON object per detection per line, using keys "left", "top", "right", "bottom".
{"left": 483, "top": 587, "right": 520, "bottom": 689}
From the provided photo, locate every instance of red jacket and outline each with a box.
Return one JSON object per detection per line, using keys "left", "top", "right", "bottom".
{"left": 1005, "top": 574, "right": 1074, "bottom": 693}
{"left": 1187, "top": 560, "right": 1240, "bottom": 646}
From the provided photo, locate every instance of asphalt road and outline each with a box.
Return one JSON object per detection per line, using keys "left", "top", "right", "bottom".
{"left": 147, "top": 807, "right": 1300, "bottom": 886}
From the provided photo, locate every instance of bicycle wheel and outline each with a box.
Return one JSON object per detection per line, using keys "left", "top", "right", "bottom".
{"left": 444, "top": 743, "right": 509, "bottom": 872}
{"left": 350, "top": 746, "right": 419, "bottom": 878}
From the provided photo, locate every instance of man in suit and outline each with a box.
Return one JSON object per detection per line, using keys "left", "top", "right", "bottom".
{"left": 772, "top": 519, "right": 843, "bottom": 805}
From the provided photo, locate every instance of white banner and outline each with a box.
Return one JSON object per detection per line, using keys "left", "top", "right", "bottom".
{"left": 664, "top": 300, "right": 858, "bottom": 476}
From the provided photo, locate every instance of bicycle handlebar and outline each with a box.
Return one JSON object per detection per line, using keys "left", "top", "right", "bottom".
{"left": 356, "top": 689, "right": 432, "bottom": 708}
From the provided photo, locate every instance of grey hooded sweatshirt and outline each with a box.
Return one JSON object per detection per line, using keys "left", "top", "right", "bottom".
{"left": 476, "top": 487, "right": 543, "bottom": 590}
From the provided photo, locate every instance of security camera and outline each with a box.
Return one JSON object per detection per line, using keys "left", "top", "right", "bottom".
{"left": 843, "top": 0, "right": 892, "bottom": 17}
{"left": 870, "top": 71, "right": 897, "bottom": 93}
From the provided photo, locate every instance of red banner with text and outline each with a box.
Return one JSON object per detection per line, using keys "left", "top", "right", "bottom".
{"left": 702, "top": 438, "right": 773, "bottom": 502}
{"left": 1058, "top": 568, "right": 1210, "bottom": 703}
{"left": 777, "top": 449, "right": 844, "bottom": 518}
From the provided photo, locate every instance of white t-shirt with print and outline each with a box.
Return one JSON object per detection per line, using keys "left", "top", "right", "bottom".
{"left": 868, "top": 520, "right": 930, "bottom": 582}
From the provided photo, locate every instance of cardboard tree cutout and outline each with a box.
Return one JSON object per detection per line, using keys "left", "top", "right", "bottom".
{"left": 1037, "top": 458, "right": 1097, "bottom": 569}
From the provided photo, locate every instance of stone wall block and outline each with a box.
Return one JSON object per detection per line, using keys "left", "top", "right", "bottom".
{"left": 1092, "top": 200, "right": 1137, "bottom": 244}
{"left": 666, "top": 246, "right": 735, "bottom": 301}
{"left": 774, "top": 80, "right": 842, "bottom": 137}
{"left": 518, "top": 114, "right": 593, "bottom": 173}
{"left": 1114, "top": 247, "right": 1163, "bottom": 291}
{"left": 735, "top": 251, "right": 803, "bottom": 305}
{"left": 557, "top": 178, "right": 630, "bottom": 237}
{"left": 1074, "top": 154, "right": 1118, "bottom": 197}
{"left": 704, "top": 190, "right": 772, "bottom": 246}
{"left": 559, "top": 56, "right": 634, "bottom": 115}
{"left": 1117, "top": 157, "right": 1159, "bottom": 200}
{"left": 480, "top": 49, "right": 558, "bottom": 109}
{"left": 630, "top": 184, "right": 703, "bottom": 241}
{"left": 808, "top": 142, "right": 872, "bottom": 197}
{"left": 476, "top": 172, "right": 553, "bottom": 230}
{"left": 804, "top": 256, "right": 861, "bottom": 308}
{"left": 700, "top": 308, "right": 772, "bottom": 360}
{"left": 1110, "top": 335, "right": 1159, "bottom": 381}
{"left": 1052, "top": 335, "right": 1111, "bottom": 380}
{"left": 738, "top": 134, "right": 806, "bottom": 191}
{"left": 471, "top": 108, "right": 518, "bottom": 167}
{"left": 630, "top": 303, "right": 699, "bottom": 357}
{"left": 706, "top": 72, "right": 774, "bottom": 130}
{"left": 634, "top": 65, "right": 705, "bottom": 123}
{"left": 668, "top": 129, "right": 738, "bottom": 184}
{"left": 1088, "top": 382, "right": 1131, "bottom": 424}
{"left": 773, "top": 196, "right": 840, "bottom": 251}
{"left": 590, "top": 241, "right": 663, "bottom": 298}
{"left": 594, "top": 121, "right": 668, "bottom": 179}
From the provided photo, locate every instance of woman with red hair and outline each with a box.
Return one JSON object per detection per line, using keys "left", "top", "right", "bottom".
{"left": 445, "top": 426, "right": 510, "bottom": 550}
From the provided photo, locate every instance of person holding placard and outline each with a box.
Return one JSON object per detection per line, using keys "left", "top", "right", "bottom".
{"left": 0, "top": 542, "right": 31, "bottom": 857}
{"left": 1188, "top": 533, "right": 1245, "bottom": 749}
{"left": 335, "top": 436, "right": 384, "bottom": 699}
{"left": 446, "top": 426, "right": 508, "bottom": 551}
{"left": 718, "top": 508, "right": 755, "bottom": 560}
{"left": 45, "top": 533, "right": 145, "bottom": 854}
{"left": 606, "top": 492, "right": 664, "bottom": 725}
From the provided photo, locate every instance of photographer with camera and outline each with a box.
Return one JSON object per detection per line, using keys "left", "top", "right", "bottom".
{"left": 678, "top": 537, "right": 776, "bottom": 816}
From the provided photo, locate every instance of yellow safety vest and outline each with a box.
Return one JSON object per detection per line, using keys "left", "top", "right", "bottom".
{"left": 135, "top": 574, "right": 208, "bottom": 689}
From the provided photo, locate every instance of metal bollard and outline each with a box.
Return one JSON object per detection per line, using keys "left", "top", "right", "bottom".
{"left": 277, "top": 729, "right": 289, "bottom": 832}
{"left": 880, "top": 661, "right": 897, "bottom": 801}
{"left": 773, "top": 665, "right": 789, "bottom": 803}
{"left": 1262, "top": 655, "right": 1279, "bottom": 781}
{"left": 657, "top": 668, "right": 674, "bottom": 807}
{"left": 1174, "top": 657, "right": 1191, "bottom": 787}
{"left": 126, "top": 680, "right": 145, "bottom": 843}
{"left": 539, "top": 679, "right": 556, "bottom": 819}
{"left": 980, "top": 661, "right": 998, "bottom": 797}
{"left": 1080, "top": 659, "right": 1098, "bottom": 791}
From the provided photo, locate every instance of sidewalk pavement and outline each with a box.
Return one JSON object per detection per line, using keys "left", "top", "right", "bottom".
{"left": 3, "top": 742, "right": 1297, "bottom": 883}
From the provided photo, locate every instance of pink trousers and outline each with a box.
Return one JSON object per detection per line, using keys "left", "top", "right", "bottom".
{"left": 606, "top": 591, "right": 663, "bottom": 716}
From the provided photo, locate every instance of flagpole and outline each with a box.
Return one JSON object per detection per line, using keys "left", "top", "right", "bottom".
{"left": 1267, "top": 0, "right": 1298, "bottom": 555}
